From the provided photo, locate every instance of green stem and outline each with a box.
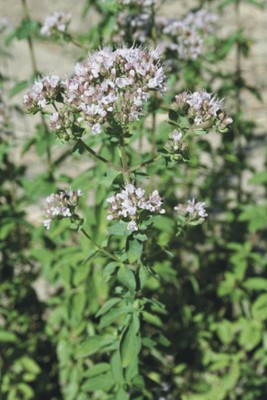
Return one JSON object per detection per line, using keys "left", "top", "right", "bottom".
{"left": 21, "top": 0, "right": 39, "bottom": 76}
{"left": 79, "top": 139, "right": 121, "bottom": 172}
{"left": 119, "top": 132, "right": 130, "bottom": 184}
{"left": 129, "top": 155, "right": 160, "bottom": 173}
{"left": 235, "top": 0, "right": 243, "bottom": 204}
{"left": 63, "top": 33, "right": 89, "bottom": 51}
{"left": 52, "top": 103, "right": 121, "bottom": 172}
{"left": 151, "top": 106, "right": 157, "bottom": 157}
{"left": 80, "top": 228, "right": 121, "bottom": 263}
{"left": 21, "top": 0, "right": 54, "bottom": 180}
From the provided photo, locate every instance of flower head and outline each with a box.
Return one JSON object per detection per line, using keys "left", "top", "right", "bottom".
{"left": 44, "top": 189, "right": 82, "bottom": 230}
{"left": 174, "top": 90, "right": 232, "bottom": 130}
{"left": 50, "top": 46, "right": 165, "bottom": 135}
{"left": 40, "top": 12, "right": 71, "bottom": 36}
{"left": 113, "top": 8, "right": 217, "bottom": 62}
{"left": 174, "top": 198, "right": 208, "bottom": 225}
{"left": 23, "top": 75, "right": 62, "bottom": 113}
{"left": 107, "top": 184, "right": 165, "bottom": 231}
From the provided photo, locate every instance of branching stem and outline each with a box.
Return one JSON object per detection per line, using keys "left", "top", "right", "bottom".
{"left": 79, "top": 139, "right": 121, "bottom": 172}
{"left": 80, "top": 228, "right": 121, "bottom": 263}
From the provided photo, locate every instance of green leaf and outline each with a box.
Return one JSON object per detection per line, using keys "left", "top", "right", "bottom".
{"left": 73, "top": 263, "right": 91, "bottom": 286}
{"left": 10, "top": 80, "right": 30, "bottom": 97}
{"left": 96, "top": 298, "right": 122, "bottom": 318}
{"left": 83, "top": 363, "right": 110, "bottom": 378}
{"left": 6, "top": 19, "right": 39, "bottom": 44}
{"left": 108, "top": 221, "right": 131, "bottom": 236}
{"left": 72, "top": 140, "right": 85, "bottom": 155}
{"left": 134, "top": 233, "right": 148, "bottom": 242}
{"left": 126, "top": 238, "right": 143, "bottom": 264}
{"left": 243, "top": 278, "right": 267, "bottom": 291}
{"left": 102, "top": 262, "right": 119, "bottom": 283}
{"left": 142, "top": 311, "right": 163, "bottom": 327}
{"left": 117, "top": 266, "right": 136, "bottom": 293}
{"left": 17, "top": 382, "right": 34, "bottom": 398}
{"left": 0, "top": 221, "right": 15, "bottom": 240}
{"left": 82, "top": 372, "right": 115, "bottom": 392}
{"left": 0, "top": 331, "right": 17, "bottom": 343}
{"left": 72, "top": 291, "right": 87, "bottom": 317}
{"left": 239, "top": 321, "right": 262, "bottom": 351}
{"left": 121, "top": 314, "right": 141, "bottom": 368}
{"left": 101, "top": 169, "right": 120, "bottom": 187}
{"left": 111, "top": 350, "right": 124, "bottom": 384}
{"left": 156, "top": 333, "right": 171, "bottom": 347}
{"left": 116, "top": 387, "right": 129, "bottom": 400}
{"left": 168, "top": 109, "right": 178, "bottom": 122}
{"left": 193, "top": 129, "right": 208, "bottom": 135}
{"left": 99, "top": 304, "right": 131, "bottom": 329}
{"left": 238, "top": 204, "right": 267, "bottom": 232}
{"left": 216, "top": 320, "right": 234, "bottom": 345}
{"left": 249, "top": 171, "right": 267, "bottom": 184}
{"left": 77, "top": 395, "right": 88, "bottom": 400}
{"left": 83, "top": 249, "right": 98, "bottom": 264}
{"left": 76, "top": 336, "right": 115, "bottom": 358}
{"left": 138, "top": 266, "right": 148, "bottom": 289}
{"left": 252, "top": 294, "right": 267, "bottom": 321}
{"left": 20, "top": 356, "right": 41, "bottom": 374}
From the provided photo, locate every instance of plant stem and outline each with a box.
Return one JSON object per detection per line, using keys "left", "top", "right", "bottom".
{"left": 79, "top": 139, "right": 121, "bottom": 172}
{"left": 63, "top": 33, "right": 89, "bottom": 51}
{"left": 119, "top": 132, "right": 130, "bottom": 184}
{"left": 151, "top": 4, "right": 158, "bottom": 157}
{"left": 52, "top": 102, "right": 121, "bottom": 172}
{"left": 21, "top": 0, "right": 54, "bottom": 180}
{"left": 80, "top": 228, "right": 121, "bottom": 263}
{"left": 129, "top": 155, "right": 160, "bottom": 173}
{"left": 234, "top": 0, "right": 243, "bottom": 203}
{"left": 21, "top": 0, "right": 39, "bottom": 75}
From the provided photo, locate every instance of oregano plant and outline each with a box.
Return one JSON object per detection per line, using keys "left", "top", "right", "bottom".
{"left": 2, "top": 0, "right": 266, "bottom": 399}
{"left": 24, "top": 41, "right": 232, "bottom": 398}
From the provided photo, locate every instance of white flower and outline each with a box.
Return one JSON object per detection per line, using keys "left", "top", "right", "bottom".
{"left": 127, "top": 220, "right": 138, "bottom": 231}
{"left": 174, "top": 90, "right": 230, "bottom": 128}
{"left": 63, "top": 46, "right": 166, "bottom": 131}
{"left": 40, "top": 12, "right": 71, "bottom": 37}
{"left": 43, "top": 219, "right": 52, "bottom": 230}
{"left": 44, "top": 189, "right": 82, "bottom": 230}
{"left": 23, "top": 75, "right": 62, "bottom": 112}
{"left": 107, "top": 184, "right": 165, "bottom": 231}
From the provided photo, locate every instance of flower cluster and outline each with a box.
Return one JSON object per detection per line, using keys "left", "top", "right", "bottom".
{"left": 113, "top": 12, "right": 151, "bottom": 44}
{"left": 113, "top": 9, "right": 217, "bottom": 62}
{"left": 23, "top": 75, "right": 62, "bottom": 113}
{"left": 159, "top": 10, "right": 217, "bottom": 61}
{"left": 43, "top": 189, "right": 82, "bottom": 230}
{"left": 107, "top": 183, "right": 165, "bottom": 231}
{"left": 182, "top": 9, "right": 218, "bottom": 34}
{"left": 170, "top": 130, "right": 183, "bottom": 151}
{"left": 23, "top": 47, "right": 164, "bottom": 136}
{"left": 174, "top": 91, "right": 233, "bottom": 130}
{"left": 174, "top": 198, "right": 208, "bottom": 224}
{"left": 40, "top": 12, "right": 71, "bottom": 37}
{"left": 65, "top": 46, "right": 165, "bottom": 133}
